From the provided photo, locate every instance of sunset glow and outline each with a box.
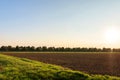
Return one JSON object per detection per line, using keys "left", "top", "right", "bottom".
{"left": 104, "top": 27, "right": 120, "bottom": 44}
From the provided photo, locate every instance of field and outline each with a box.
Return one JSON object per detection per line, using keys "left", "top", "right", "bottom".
{"left": 2, "top": 52, "right": 120, "bottom": 77}
{"left": 0, "top": 53, "right": 120, "bottom": 80}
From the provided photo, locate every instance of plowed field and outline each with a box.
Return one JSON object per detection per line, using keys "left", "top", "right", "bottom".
{"left": 3, "top": 52, "right": 120, "bottom": 77}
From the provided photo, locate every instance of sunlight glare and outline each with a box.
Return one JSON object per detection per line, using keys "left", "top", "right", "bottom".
{"left": 105, "top": 27, "right": 120, "bottom": 43}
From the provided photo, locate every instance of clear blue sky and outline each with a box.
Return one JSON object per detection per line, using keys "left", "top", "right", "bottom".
{"left": 0, "top": 0, "right": 120, "bottom": 48}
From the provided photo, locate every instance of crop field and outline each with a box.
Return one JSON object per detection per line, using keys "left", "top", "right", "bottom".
{"left": 2, "top": 52, "right": 120, "bottom": 77}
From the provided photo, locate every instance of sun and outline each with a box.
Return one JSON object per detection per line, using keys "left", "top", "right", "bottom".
{"left": 104, "top": 27, "right": 119, "bottom": 43}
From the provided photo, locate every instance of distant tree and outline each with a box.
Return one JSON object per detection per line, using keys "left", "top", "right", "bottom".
{"left": 81, "top": 47, "right": 88, "bottom": 52}
{"left": 42, "top": 46, "right": 47, "bottom": 51}
{"left": 48, "top": 47, "right": 55, "bottom": 51}
{"left": 113, "top": 48, "right": 120, "bottom": 52}
{"left": 102, "top": 48, "right": 111, "bottom": 52}
{"left": 65, "top": 47, "right": 71, "bottom": 52}
{"left": 30, "top": 46, "right": 35, "bottom": 51}
{"left": 0, "top": 45, "right": 120, "bottom": 52}
{"left": 7, "top": 46, "right": 12, "bottom": 51}
{"left": 36, "top": 47, "right": 42, "bottom": 51}
{"left": 15, "top": 46, "right": 20, "bottom": 51}
{"left": 0, "top": 46, "right": 8, "bottom": 51}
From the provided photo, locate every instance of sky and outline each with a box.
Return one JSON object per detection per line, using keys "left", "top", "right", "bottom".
{"left": 0, "top": 0, "right": 120, "bottom": 48}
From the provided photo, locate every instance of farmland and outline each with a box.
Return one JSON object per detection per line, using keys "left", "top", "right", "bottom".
{"left": 0, "top": 53, "right": 120, "bottom": 80}
{"left": 2, "top": 52, "right": 120, "bottom": 77}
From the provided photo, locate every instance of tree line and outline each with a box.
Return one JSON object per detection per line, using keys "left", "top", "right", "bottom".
{"left": 0, "top": 45, "right": 120, "bottom": 52}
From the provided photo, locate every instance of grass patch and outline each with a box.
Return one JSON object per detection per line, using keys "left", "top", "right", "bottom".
{"left": 0, "top": 54, "right": 119, "bottom": 80}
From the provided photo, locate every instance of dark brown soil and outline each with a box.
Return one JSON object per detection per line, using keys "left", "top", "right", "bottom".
{"left": 3, "top": 52, "right": 120, "bottom": 76}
